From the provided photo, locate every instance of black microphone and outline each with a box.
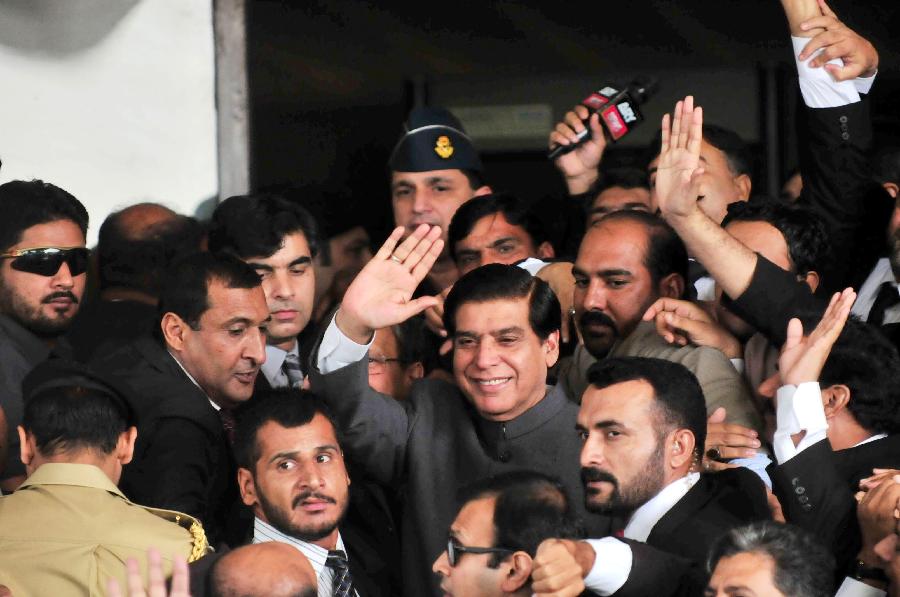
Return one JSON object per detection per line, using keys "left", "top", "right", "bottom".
{"left": 548, "top": 77, "right": 658, "bottom": 161}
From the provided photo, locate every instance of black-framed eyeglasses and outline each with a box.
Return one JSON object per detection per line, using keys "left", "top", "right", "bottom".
{"left": 367, "top": 355, "right": 403, "bottom": 370}
{"left": 0, "top": 247, "right": 90, "bottom": 277}
{"left": 447, "top": 536, "right": 514, "bottom": 567}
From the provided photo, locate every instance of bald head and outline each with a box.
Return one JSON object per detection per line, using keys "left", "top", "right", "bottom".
{"left": 211, "top": 543, "right": 317, "bottom": 597}
{"left": 112, "top": 202, "right": 178, "bottom": 240}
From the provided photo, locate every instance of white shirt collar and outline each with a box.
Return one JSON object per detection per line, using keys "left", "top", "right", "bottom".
{"left": 853, "top": 433, "right": 889, "bottom": 448}
{"left": 252, "top": 516, "right": 347, "bottom": 595}
{"left": 261, "top": 341, "right": 300, "bottom": 388}
{"left": 623, "top": 472, "right": 700, "bottom": 542}
{"left": 166, "top": 350, "right": 219, "bottom": 411}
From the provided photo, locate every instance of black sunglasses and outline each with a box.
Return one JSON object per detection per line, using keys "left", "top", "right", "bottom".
{"left": 0, "top": 247, "right": 90, "bottom": 277}
{"left": 447, "top": 536, "right": 514, "bottom": 567}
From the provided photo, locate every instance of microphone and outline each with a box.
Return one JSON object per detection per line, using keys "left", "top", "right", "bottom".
{"left": 548, "top": 77, "right": 658, "bottom": 161}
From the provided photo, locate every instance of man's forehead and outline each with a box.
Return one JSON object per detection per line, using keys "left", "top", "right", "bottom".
{"left": 13, "top": 219, "right": 86, "bottom": 249}
{"left": 580, "top": 380, "right": 655, "bottom": 421}
{"left": 454, "top": 297, "right": 531, "bottom": 330}
{"left": 247, "top": 232, "right": 312, "bottom": 264}
{"left": 453, "top": 496, "right": 497, "bottom": 541}
{"left": 257, "top": 416, "right": 340, "bottom": 454}
{"left": 392, "top": 169, "right": 467, "bottom": 185}
{"left": 577, "top": 221, "right": 649, "bottom": 269}
{"left": 204, "top": 281, "right": 268, "bottom": 320}
{"left": 462, "top": 213, "right": 529, "bottom": 244}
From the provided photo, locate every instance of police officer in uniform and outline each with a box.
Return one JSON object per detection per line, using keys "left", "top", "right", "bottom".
{"left": 0, "top": 360, "right": 209, "bottom": 596}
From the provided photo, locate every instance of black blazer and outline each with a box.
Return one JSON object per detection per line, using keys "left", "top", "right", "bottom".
{"left": 93, "top": 336, "right": 237, "bottom": 546}
{"left": 189, "top": 526, "right": 393, "bottom": 597}
{"left": 615, "top": 468, "right": 771, "bottom": 597}
{"left": 771, "top": 436, "right": 900, "bottom": 580}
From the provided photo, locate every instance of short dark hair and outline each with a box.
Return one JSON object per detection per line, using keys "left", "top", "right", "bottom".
{"left": 592, "top": 210, "right": 688, "bottom": 292}
{"left": 722, "top": 199, "right": 830, "bottom": 277}
{"left": 233, "top": 388, "right": 341, "bottom": 472}
{"left": 443, "top": 264, "right": 560, "bottom": 340}
{"left": 703, "top": 124, "right": 752, "bottom": 178}
{"left": 208, "top": 193, "right": 320, "bottom": 261}
{"left": 460, "top": 169, "right": 485, "bottom": 191}
{"left": 588, "top": 167, "right": 650, "bottom": 197}
{"left": 457, "top": 471, "right": 582, "bottom": 567}
{"left": 98, "top": 212, "right": 203, "bottom": 294}
{"left": 157, "top": 252, "right": 261, "bottom": 333}
{"left": 392, "top": 315, "right": 429, "bottom": 367}
{"left": 0, "top": 180, "right": 88, "bottom": 253}
{"left": 21, "top": 361, "right": 134, "bottom": 456}
{"left": 708, "top": 522, "right": 834, "bottom": 597}
{"left": 587, "top": 357, "right": 707, "bottom": 462}
{"left": 448, "top": 192, "right": 548, "bottom": 260}
{"left": 816, "top": 317, "right": 900, "bottom": 435}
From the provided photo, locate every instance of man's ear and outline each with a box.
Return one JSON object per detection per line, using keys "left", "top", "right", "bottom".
{"left": 800, "top": 270, "right": 820, "bottom": 293}
{"left": 17, "top": 426, "right": 33, "bottom": 468}
{"left": 883, "top": 182, "right": 899, "bottom": 198}
{"left": 537, "top": 241, "right": 556, "bottom": 261}
{"left": 237, "top": 467, "right": 259, "bottom": 507}
{"left": 499, "top": 552, "right": 533, "bottom": 593}
{"left": 658, "top": 273, "right": 685, "bottom": 300}
{"left": 161, "top": 312, "right": 189, "bottom": 352}
{"left": 405, "top": 362, "right": 425, "bottom": 382}
{"left": 668, "top": 429, "right": 696, "bottom": 470}
{"left": 117, "top": 426, "right": 138, "bottom": 465}
{"left": 473, "top": 185, "right": 493, "bottom": 198}
{"left": 734, "top": 174, "right": 752, "bottom": 200}
{"left": 543, "top": 330, "right": 561, "bottom": 368}
{"left": 822, "top": 384, "right": 851, "bottom": 419}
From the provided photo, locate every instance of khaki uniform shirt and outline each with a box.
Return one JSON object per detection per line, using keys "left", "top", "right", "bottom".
{"left": 0, "top": 463, "right": 208, "bottom": 596}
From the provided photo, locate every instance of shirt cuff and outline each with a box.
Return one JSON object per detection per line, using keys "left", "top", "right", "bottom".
{"left": 835, "top": 577, "right": 887, "bottom": 597}
{"left": 792, "top": 36, "right": 861, "bottom": 107}
{"left": 730, "top": 358, "right": 745, "bottom": 375}
{"left": 317, "top": 312, "right": 373, "bottom": 374}
{"left": 855, "top": 72, "right": 876, "bottom": 95}
{"left": 518, "top": 257, "right": 549, "bottom": 276}
{"left": 583, "top": 538, "right": 632, "bottom": 596}
{"left": 773, "top": 382, "right": 829, "bottom": 463}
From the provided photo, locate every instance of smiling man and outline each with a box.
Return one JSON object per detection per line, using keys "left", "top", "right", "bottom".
{"left": 95, "top": 252, "right": 269, "bottom": 544}
{"left": 309, "top": 226, "right": 612, "bottom": 595}
{"left": 209, "top": 193, "right": 319, "bottom": 391}
{"left": 0, "top": 179, "right": 89, "bottom": 491}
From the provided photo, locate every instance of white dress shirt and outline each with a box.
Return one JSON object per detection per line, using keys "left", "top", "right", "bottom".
{"left": 583, "top": 473, "right": 701, "bottom": 595}
{"left": 253, "top": 517, "right": 357, "bottom": 597}
{"left": 261, "top": 341, "right": 301, "bottom": 388}
{"left": 168, "top": 349, "right": 220, "bottom": 412}
{"left": 852, "top": 258, "right": 900, "bottom": 325}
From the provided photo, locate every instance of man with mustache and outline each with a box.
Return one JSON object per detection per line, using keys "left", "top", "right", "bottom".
{"left": 532, "top": 357, "right": 769, "bottom": 596}
{"left": 564, "top": 210, "right": 761, "bottom": 432}
{"left": 226, "top": 389, "right": 389, "bottom": 597}
{"left": 0, "top": 179, "right": 89, "bottom": 492}
{"left": 95, "top": 252, "right": 269, "bottom": 545}
{"left": 208, "top": 193, "right": 319, "bottom": 391}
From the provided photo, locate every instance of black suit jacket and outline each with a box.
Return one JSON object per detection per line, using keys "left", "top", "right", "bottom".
{"left": 92, "top": 336, "right": 237, "bottom": 546}
{"left": 615, "top": 468, "right": 771, "bottom": 597}
{"left": 189, "top": 525, "right": 393, "bottom": 597}
{"left": 771, "top": 436, "right": 900, "bottom": 580}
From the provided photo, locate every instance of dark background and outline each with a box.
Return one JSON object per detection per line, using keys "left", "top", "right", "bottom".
{"left": 246, "top": 0, "right": 900, "bottom": 242}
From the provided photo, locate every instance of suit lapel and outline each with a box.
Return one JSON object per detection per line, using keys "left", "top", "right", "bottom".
{"left": 645, "top": 476, "right": 713, "bottom": 547}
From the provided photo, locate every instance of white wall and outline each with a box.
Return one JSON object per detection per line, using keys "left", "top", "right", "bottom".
{"left": 0, "top": 0, "right": 218, "bottom": 245}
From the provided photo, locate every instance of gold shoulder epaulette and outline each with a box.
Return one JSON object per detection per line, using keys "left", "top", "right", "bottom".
{"left": 145, "top": 506, "right": 211, "bottom": 562}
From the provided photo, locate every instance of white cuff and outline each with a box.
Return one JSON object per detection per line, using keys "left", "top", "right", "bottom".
{"left": 854, "top": 72, "right": 876, "bottom": 95}
{"left": 773, "top": 382, "right": 829, "bottom": 463}
{"left": 835, "top": 577, "right": 887, "bottom": 597}
{"left": 730, "top": 358, "right": 745, "bottom": 375}
{"left": 317, "top": 312, "right": 373, "bottom": 374}
{"left": 583, "top": 538, "right": 632, "bottom": 596}
{"left": 792, "top": 36, "right": 861, "bottom": 107}
{"left": 518, "top": 257, "right": 549, "bottom": 276}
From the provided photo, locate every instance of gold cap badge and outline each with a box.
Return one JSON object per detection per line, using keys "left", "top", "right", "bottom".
{"left": 434, "top": 135, "right": 454, "bottom": 159}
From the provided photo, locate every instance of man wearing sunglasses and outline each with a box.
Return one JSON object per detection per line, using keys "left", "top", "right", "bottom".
{"left": 0, "top": 179, "right": 89, "bottom": 492}
{"left": 432, "top": 471, "right": 581, "bottom": 597}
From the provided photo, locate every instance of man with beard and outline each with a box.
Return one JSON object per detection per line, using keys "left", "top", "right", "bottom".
{"left": 226, "top": 389, "right": 389, "bottom": 597}
{"left": 531, "top": 357, "right": 769, "bottom": 596}
{"left": 0, "top": 179, "right": 89, "bottom": 491}
{"left": 563, "top": 210, "right": 761, "bottom": 433}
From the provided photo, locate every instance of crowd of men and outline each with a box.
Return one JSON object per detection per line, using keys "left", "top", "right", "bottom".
{"left": 1, "top": 0, "right": 899, "bottom": 595}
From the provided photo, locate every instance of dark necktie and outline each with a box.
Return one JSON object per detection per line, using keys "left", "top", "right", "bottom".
{"left": 219, "top": 408, "right": 236, "bottom": 445}
{"left": 282, "top": 352, "right": 304, "bottom": 388}
{"left": 325, "top": 549, "right": 354, "bottom": 597}
{"left": 868, "top": 281, "right": 900, "bottom": 326}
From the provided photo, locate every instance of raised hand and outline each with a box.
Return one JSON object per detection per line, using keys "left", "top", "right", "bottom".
{"left": 798, "top": 0, "right": 878, "bottom": 80}
{"left": 777, "top": 288, "right": 855, "bottom": 387}
{"left": 336, "top": 224, "right": 444, "bottom": 343}
{"left": 549, "top": 105, "right": 607, "bottom": 195}
{"left": 643, "top": 297, "right": 742, "bottom": 358}
{"left": 106, "top": 550, "right": 190, "bottom": 597}
{"left": 704, "top": 407, "right": 761, "bottom": 472}
{"left": 655, "top": 96, "right": 705, "bottom": 220}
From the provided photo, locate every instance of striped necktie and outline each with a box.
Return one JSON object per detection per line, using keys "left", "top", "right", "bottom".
{"left": 282, "top": 352, "right": 304, "bottom": 388}
{"left": 325, "top": 549, "right": 354, "bottom": 597}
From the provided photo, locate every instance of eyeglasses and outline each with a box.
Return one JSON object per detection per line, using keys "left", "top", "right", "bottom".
{"left": 446, "top": 536, "right": 514, "bottom": 567}
{"left": 367, "top": 355, "right": 403, "bottom": 372}
{"left": 0, "top": 246, "right": 90, "bottom": 277}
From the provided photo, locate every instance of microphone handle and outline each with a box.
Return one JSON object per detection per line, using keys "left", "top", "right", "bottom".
{"left": 547, "top": 127, "right": 590, "bottom": 161}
